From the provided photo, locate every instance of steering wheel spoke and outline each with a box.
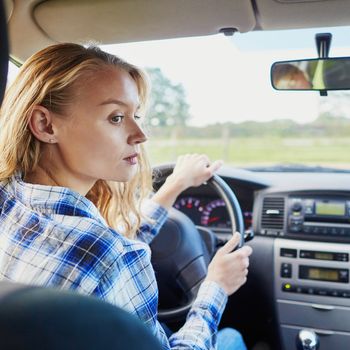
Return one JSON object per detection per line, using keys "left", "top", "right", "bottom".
{"left": 176, "top": 256, "right": 207, "bottom": 293}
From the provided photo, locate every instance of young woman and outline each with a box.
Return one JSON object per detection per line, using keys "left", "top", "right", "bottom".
{"left": 0, "top": 43, "right": 252, "bottom": 350}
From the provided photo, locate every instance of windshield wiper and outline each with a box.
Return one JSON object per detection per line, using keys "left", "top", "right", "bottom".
{"left": 245, "top": 164, "right": 350, "bottom": 173}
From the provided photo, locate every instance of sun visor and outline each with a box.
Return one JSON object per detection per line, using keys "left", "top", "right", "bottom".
{"left": 256, "top": 0, "right": 350, "bottom": 30}
{"left": 32, "top": 0, "right": 255, "bottom": 48}
{"left": 8, "top": 0, "right": 55, "bottom": 63}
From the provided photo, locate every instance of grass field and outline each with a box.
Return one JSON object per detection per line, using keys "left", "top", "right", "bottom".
{"left": 146, "top": 137, "right": 350, "bottom": 169}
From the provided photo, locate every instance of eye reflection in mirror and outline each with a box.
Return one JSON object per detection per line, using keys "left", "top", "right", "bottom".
{"left": 271, "top": 57, "right": 350, "bottom": 91}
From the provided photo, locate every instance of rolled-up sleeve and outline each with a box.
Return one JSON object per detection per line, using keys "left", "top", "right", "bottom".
{"left": 137, "top": 199, "right": 168, "bottom": 244}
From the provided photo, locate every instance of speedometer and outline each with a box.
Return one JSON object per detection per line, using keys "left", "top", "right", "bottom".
{"left": 174, "top": 196, "right": 203, "bottom": 224}
{"left": 201, "top": 199, "right": 230, "bottom": 228}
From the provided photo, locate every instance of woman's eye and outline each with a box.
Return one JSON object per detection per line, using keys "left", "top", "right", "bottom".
{"left": 134, "top": 115, "right": 142, "bottom": 121}
{"left": 110, "top": 115, "right": 124, "bottom": 124}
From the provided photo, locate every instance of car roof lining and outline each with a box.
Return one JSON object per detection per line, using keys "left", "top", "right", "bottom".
{"left": 6, "top": 0, "right": 350, "bottom": 62}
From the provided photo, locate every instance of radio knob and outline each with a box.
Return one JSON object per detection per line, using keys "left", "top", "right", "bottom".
{"left": 292, "top": 202, "right": 302, "bottom": 212}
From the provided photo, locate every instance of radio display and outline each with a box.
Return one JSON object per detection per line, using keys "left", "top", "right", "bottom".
{"left": 315, "top": 201, "right": 345, "bottom": 216}
{"left": 299, "top": 266, "right": 349, "bottom": 283}
{"left": 314, "top": 252, "right": 334, "bottom": 260}
{"left": 309, "top": 268, "right": 338, "bottom": 281}
{"left": 300, "top": 250, "right": 349, "bottom": 262}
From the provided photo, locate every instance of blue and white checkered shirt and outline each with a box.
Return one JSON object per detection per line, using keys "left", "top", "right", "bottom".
{"left": 0, "top": 173, "right": 227, "bottom": 349}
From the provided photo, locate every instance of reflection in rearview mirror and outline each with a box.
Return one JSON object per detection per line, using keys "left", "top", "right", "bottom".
{"left": 271, "top": 57, "right": 350, "bottom": 91}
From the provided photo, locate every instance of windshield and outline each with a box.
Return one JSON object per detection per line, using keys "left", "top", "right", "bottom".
{"left": 101, "top": 26, "right": 350, "bottom": 172}
{"left": 11, "top": 27, "right": 349, "bottom": 172}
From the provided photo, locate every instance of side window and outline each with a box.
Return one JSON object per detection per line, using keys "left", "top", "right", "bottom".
{"left": 7, "top": 61, "right": 20, "bottom": 86}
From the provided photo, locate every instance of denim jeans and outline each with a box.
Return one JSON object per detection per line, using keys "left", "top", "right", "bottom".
{"left": 217, "top": 328, "right": 247, "bottom": 350}
{"left": 161, "top": 324, "right": 247, "bottom": 350}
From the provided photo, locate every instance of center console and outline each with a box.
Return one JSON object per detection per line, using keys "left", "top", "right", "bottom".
{"left": 254, "top": 190, "right": 350, "bottom": 350}
{"left": 275, "top": 239, "right": 350, "bottom": 350}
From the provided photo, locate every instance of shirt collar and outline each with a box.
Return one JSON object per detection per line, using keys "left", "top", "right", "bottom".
{"left": 9, "top": 172, "right": 106, "bottom": 223}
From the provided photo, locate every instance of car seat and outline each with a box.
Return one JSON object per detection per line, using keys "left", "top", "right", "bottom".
{"left": 0, "top": 282, "right": 162, "bottom": 350}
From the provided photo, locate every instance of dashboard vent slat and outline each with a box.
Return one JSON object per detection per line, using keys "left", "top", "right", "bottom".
{"left": 261, "top": 197, "right": 285, "bottom": 230}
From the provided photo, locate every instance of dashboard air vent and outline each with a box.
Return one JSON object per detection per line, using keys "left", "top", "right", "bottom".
{"left": 261, "top": 197, "right": 285, "bottom": 231}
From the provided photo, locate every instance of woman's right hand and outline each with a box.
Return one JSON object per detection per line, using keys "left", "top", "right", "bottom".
{"left": 152, "top": 154, "right": 222, "bottom": 210}
{"left": 205, "top": 233, "right": 253, "bottom": 296}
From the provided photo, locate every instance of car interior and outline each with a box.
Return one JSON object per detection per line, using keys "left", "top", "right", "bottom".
{"left": 3, "top": 1, "right": 350, "bottom": 350}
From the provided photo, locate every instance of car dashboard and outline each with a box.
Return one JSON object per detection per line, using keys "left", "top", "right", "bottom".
{"left": 174, "top": 190, "right": 254, "bottom": 235}
{"left": 172, "top": 166, "right": 350, "bottom": 350}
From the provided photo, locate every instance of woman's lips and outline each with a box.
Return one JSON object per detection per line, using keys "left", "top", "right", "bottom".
{"left": 123, "top": 153, "right": 138, "bottom": 165}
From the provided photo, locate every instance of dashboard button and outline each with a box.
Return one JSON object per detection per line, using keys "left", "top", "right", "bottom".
{"left": 282, "top": 283, "right": 295, "bottom": 292}
{"left": 340, "top": 253, "right": 349, "bottom": 262}
{"left": 339, "top": 228, "right": 346, "bottom": 235}
{"left": 305, "top": 206, "right": 313, "bottom": 214}
{"left": 321, "top": 227, "right": 329, "bottom": 235}
{"left": 295, "top": 286, "right": 304, "bottom": 293}
{"left": 299, "top": 250, "right": 312, "bottom": 259}
{"left": 290, "top": 225, "right": 302, "bottom": 233}
{"left": 315, "top": 289, "right": 328, "bottom": 296}
{"left": 292, "top": 202, "right": 302, "bottom": 212}
{"left": 280, "top": 263, "right": 292, "bottom": 278}
{"left": 303, "top": 225, "right": 311, "bottom": 233}
{"left": 341, "top": 291, "right": 350, "bottom": 298}
{"left": 330, "top": 290, "right": 340, "bottom": 297}
{"left": 306, "top": 287, "right": 315, "bottom": 295}
{"left": 280, "top": 248, "right": 297, "bottom": 258}
{"left": 311, "top": 226, "right": 320, "bottom": 234}
{"left": 330, "top": 228, "right": 339, "bottom": 235}
{"left": 339, "top": 270, "right": 349, "bottom": 283}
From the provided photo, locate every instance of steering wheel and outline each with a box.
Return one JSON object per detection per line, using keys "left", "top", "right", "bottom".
{"left": 150, "top": 164, "right": 245, "bottom": 322}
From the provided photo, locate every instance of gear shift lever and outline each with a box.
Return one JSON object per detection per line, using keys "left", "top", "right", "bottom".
{"left": 296, "top": 329, "right": 320, "bottom": 350}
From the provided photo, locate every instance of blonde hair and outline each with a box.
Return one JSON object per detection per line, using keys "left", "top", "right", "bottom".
{"left": 0, "top": 43, "right": 153, "bottom": 238}
{"left": 273, "top": 63, "right": 311, "bottom": 89}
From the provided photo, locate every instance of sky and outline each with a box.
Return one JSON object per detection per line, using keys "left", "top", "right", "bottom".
{"left": 102, "top": 26, "right": 350, "bottom": 127}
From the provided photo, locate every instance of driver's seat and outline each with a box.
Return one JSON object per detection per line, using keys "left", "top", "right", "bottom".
{"left": 0, "top": 281, "right": 163, "bottom": 350}
{"left": 0, "top": 1, "right": 161, "bottom": 349}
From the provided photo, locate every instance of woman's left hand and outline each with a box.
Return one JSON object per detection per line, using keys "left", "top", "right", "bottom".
{"left": 152, "top": 154, "right": 222, "bottom": 209}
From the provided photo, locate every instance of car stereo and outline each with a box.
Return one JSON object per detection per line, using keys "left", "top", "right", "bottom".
{"left": 287, "top": 197, "right": 350, "bottom": 239}
{"left": 275, "top": 239, "right": 350, "bottom": 303}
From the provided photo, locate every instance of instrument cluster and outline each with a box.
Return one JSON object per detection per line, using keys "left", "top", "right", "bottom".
{"left": 174, "top": 196, "right": 253, "bottom": 231}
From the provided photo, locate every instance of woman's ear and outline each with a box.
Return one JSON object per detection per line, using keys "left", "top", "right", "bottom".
{"left": 28, "top": 105, "right": 57, "bottom": 144}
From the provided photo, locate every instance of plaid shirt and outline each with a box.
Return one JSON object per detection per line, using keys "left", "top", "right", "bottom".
{"left": 0, "top": 174, "right": 227, "bottom": 349}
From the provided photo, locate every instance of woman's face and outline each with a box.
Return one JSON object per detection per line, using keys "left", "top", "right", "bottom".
{"left": 53, "top": 67, "right": 147, "bottom": 185}
{"left": 291, "top": 72, "right": 311, "bottom": 89}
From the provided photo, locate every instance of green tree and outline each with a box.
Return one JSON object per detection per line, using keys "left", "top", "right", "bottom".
{"left": 319, "top": 91, "right": 350, "bottom": 120}
{"left": 146, "top": 67, "right": 190, "bottom": 127}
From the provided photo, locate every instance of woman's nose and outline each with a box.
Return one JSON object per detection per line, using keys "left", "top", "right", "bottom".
{"left": 127, "top": 120, "right": 147, "bottom": 145}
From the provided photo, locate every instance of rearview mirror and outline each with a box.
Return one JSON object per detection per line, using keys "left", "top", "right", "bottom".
{"left": 271, "top": 57, "right": 350, "bottom": 91}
